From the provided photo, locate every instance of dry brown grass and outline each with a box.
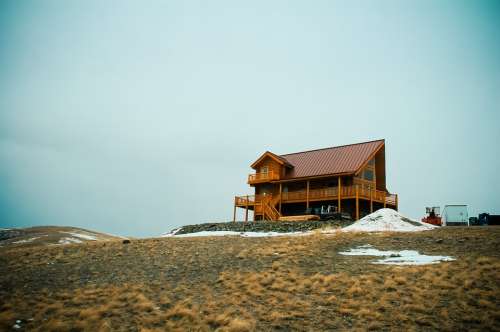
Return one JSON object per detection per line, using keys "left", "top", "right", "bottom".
{"left": 0, "top": 227, "right": 499, "bottom": 331}
{"left": 219, "top": 250, "right": 498, "bottom": 330}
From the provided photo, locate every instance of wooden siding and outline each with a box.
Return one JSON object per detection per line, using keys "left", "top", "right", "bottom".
{"left": 375, "top": 146, "right": 386, "bottom": 191}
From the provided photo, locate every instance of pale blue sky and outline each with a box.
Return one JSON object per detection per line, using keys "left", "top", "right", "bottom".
{"left": 1, "top": 1, "right": 499, "bottom": 236}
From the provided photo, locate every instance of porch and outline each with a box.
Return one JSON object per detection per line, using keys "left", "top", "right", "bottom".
{"left": 234, "top": 185, "right": 398, "bottom": 221}
{"left": 247, "top": 170, "right": 280, "bottom": 184}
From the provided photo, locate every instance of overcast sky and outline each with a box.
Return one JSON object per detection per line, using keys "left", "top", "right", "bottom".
{"left": 1, "top": 1, "right": 499, "bottom": 237}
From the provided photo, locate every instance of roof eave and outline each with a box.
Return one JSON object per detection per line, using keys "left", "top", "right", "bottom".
{"left": 273, "top": 171, "right": 356, "bottom": 183}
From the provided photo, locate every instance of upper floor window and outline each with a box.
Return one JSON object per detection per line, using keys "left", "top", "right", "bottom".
{"left": 260, "top": 166, "right": 269, "bottom": 174}
{"left": 368, "top": 158, "right": 375, "bottom": 166}
{"left": 363, "top": 169, "right": 374, "bottom": 181}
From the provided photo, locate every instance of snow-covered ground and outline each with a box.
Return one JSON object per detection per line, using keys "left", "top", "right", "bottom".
{"left": 161, "top": 228, "right": 181, "bottom": 237}
{"left": 1, "top": 227, "right": 122, "bottom": 247}
{"left": 163, "top": 209, "right": 436, "bottom": 237}
{"left": 340, "top": 244, "right": 455, "bottom": 265}
{"left": 340, "top": 208, "right": 436, "bottom": 232}
{"left": 162, "top": 230, "right": 307, "bottom": 238}
{"left": 61, "top": 231, "right": 98, "bottom": 241}
{"left": 58, "top": 237, "right": 83, "bottom": 244}
{"left": 99, "top": 231, "right": 129, "bottom": 240}
{"left": 12, "top": 237, "right": 41, "bottom": 244}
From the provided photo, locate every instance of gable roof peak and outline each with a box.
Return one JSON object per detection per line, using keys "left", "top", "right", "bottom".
{"left": 250, "top": 150, "right": 293, "bottom": 169}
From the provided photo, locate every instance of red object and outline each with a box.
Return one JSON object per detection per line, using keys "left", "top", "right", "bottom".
{"left": 422, "top": 207, "right": 442, "bottom": 226}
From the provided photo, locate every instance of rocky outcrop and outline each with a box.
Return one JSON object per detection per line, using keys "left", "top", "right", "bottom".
{"left": 171, "top": 219, "right": 354, "bottom": 235}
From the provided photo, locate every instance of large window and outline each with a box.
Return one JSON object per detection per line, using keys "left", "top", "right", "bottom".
{"left": 363, "top": 169, "right": 374, "bottom": 181}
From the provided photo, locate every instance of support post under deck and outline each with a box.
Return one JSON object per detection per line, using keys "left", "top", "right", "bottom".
{"left": 279, "top": 183, "right": 282, "bottom": 214}
{"left": 338, "top": 177, "right": 342, "bottom": 212}
{"left": 355, "top": 185, "right": 359, "bottom": 220}
{"left": 233, "top": 198, "right": 236, "bottom": 222}
{"left": 245, "top": 195, "right": 249, "bottom": 222}
{"left": 306, "top": 180, "right": 310, "bottom": 209}
{"left": 370, "top": 187, "right": 373, "bottom": 213}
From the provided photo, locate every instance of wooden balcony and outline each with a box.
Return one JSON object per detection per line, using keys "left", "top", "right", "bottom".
{"left": 235, "top": 186, "right": 397, "bottom": 207}
{"left": 235, "top": 194, "right": 261, "bottom": 206}
{"left": 247, "top": 170, "right": 279, "bottom": 184}
{"left": 281, "top": 186, "right": 397, "bottom": 205}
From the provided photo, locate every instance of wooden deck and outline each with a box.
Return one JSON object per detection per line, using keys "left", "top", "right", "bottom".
{"left": 247, "top": 170, "right": 280, "bottom": 184}
{"left": 235, "top": 185, "right": 397, "bottom": 208}
{"left": 234, "top": 184, "right": 398, "bottom": 221}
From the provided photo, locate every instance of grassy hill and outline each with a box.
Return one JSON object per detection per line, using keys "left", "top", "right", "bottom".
{"left": 0, "top": 227, "right": 499, "bottom": 331}
{"left": 0, "top": 226, "right": 123, "bottom": 248}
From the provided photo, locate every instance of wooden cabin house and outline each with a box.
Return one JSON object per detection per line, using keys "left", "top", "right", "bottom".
{"left": 233, "top": 139, "right": 398, "bottom": 221}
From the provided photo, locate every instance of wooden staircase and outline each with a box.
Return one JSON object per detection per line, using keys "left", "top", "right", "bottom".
{"left": 261, "top": 195, "right": 281, "bottom": 221}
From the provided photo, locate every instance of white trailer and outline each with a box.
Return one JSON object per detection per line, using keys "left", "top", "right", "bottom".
{"left": 442, "top": 205, "right": 469, "bottom": 226}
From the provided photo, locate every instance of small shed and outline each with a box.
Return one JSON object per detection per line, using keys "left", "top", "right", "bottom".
{"left": 442, "top": 205, "right": 469, "bottom": 226}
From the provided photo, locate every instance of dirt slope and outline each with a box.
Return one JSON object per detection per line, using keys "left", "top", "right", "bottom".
{"left": 0, "top": 227, "right": 499, "bottom": 331}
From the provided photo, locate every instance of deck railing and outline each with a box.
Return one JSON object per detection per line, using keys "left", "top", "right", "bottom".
{"left": 247, "top": 170, "right": 279, "bottom": 184}
{"left": 234, "top": 194, "right": 281, "bottom": 220}
{"left": 384, "top": 193, "right": 397, "bottom": 205}
{"left": 235, "top": 186, "right": 397, "bottom": 207}
{"left": 235, "top": 194, "right": 270, "bottom": 206}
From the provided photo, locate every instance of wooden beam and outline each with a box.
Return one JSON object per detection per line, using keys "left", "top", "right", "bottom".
{"left": 233, "top": 198, "right": 237, "bottom": 222}
{"left": 273, "top": 171, "right": 356, "bottom": 184}
{"left": 279, "top": 183, "right": 282, "bottom": 214}
{"left": 245, "top": 195, "right": 249, "bottom": 222}
{"left": 370, "top": 186, "right": 373, "bottom": 213}
{"left": 306, "top": 180, "right": 310, "bottom": 209}
{"left": 355, "top": 185, "right": 359, "bottom": 220}
{"left": 338, "top": 177, "right": 342, "bottom": 212}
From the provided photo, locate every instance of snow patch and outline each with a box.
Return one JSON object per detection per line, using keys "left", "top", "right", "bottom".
{"left": 12, "top": 237, "right": 40, "bottom": 244}
{"left": 161, "top": 228, "right": 181, "bottom": 237}
{"left": 340, "top": 244, "right": 455, "bottom": 265}
{"left": 58, "top": 237, "right": 83, "bottom": 244}
{"left": 61, "top": 232, "right": 97, "bottom": 241}
{"left": 99, "top": 231, "right": 128, "bottom": 239}
{"left": 340, "top": 208, "right": 436, "bottom": 233}
{"left": 163, "top": 230, "right": 307, "bottom": 238}
{"left": 163, "top": 209, "right": 435, "bottom": 238}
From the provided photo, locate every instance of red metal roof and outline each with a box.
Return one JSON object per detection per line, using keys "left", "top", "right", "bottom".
{"left": 279, "top": 139, "right": 384, "bottom": 179}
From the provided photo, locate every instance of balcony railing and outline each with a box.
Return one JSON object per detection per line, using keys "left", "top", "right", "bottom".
{"left": 281, "top": 186, "right": 394, "bottom": 203}
{"left": 247, "top": 170, "right": 279, "bottom": 184}
{"left": 235, "top": 186, "right": 397, "bottom": 207}
{"left": 235, "top": 194, "right": 259, "bottom": 206}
